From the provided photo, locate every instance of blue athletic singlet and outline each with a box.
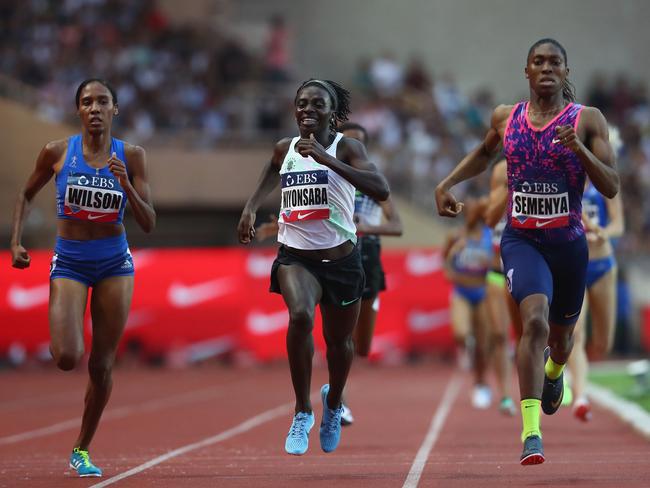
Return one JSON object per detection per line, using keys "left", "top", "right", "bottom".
{"left": 503, "top": 102, "right": 586, "bottom": 243}
{"left": 453, "top": 226, "right": 493, "bottom": 277}
{"left": 56, "top": 134, "right": 128, "bottom": 224}
{"left": 582, "top": 181, "right": 609, "bottom": 229}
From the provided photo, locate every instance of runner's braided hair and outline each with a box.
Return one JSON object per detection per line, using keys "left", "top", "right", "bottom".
{"left": 527, "top": 38, "right": 576, "bottom": 103}
{"left": 296, "top": 79, "right": 351, "bottom": 130}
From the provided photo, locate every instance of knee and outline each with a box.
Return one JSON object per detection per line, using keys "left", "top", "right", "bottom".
{"left": 288, "top": 307, "right": 314, "bottom": 335}
{"left": 355, "top": 341, "right": 370, "bottom": 357}
{"left": 52, "top": 348, "right": 83, "bottom": 371}
{"left": 88, "top": 358, "right": 114, "bottom": 387}
{"left": 590, "top": 337, "right": 612, "bottom": 359}
{"left": 523, "top": 314, "right": 549, "bottom": 342}
{"left": 491, "top": 331, "right": 507, "bottom": 347}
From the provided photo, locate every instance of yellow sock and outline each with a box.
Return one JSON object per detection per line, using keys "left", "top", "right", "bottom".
{"left": 544, "top": 356, "right": 565, "bottom": 380}
{"left": 520, "top": 399, "right": 542, "bottom": 442}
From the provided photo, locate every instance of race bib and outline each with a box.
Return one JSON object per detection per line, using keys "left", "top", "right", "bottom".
{"left": 280, "top": 170, "right": 330, "bottom": 222}
{"left": 64, "top": 173, "right": 123, "bottom": 222}
{"left": 511, "top": 180, "right": 569, "bottom": 229}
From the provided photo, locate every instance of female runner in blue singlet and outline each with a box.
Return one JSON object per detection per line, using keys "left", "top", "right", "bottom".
{"left": 568, "top": 178, "right": 624, "bottom": 421}
{"left": 434, "top": 39, "right": 619, "bottom": 465}
{"left": 10, "top": 79, "right": 155, "bottom": 477}
{"left": 238, "top": 79, "right": 389, "bottom": 456}
{"left": 443, "top": 197, "right": 494, "bottom": 409}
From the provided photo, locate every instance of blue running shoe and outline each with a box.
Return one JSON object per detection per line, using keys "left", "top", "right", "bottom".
{"left": 541, "top": 346, "right": 564, "bottom": 415}
{"left": 69, "top": 447, "right": 102, "bottom": 477}
{"left": 285, "top": 411, "right": 315, "bottom": 455}
{"left": 319, "top": 384, "right": 343, "bottom": 453}
{"left": 520, "top": 435, "right": 545, "bottom": 465}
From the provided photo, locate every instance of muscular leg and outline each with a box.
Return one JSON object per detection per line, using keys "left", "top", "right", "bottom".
{"left": 75, "top": 276, "right": 133, "bottom": 450}
{"left": 547, "top": 321, "right": 577, "bottom": 369}
{"left": 517, "top": 294, "right": 550, "bottom": 399}
{"left": 472, "top": 300, "right": 490, "bottom": 386}
{"left": 486, "top": 281, "right": 512, "bottom": 400}
{"left": 320, "top": 301, "right": 361, "bottom": 409}
{"left": 277, "top": 265, "right": 322, "bottom": 414}
{"left": 450, "top": 292, "right": 472, "bottom": 369}
{"left": 353, "top": 297, "right": 377, "bottom": 357}
{"left": 568, "top": 296, "right": 589, "bottom": 402}
{"left": 49, "top": 279, "right": 89, "bottom": 371}
{"left": 587, "top": 266, "right": 617, "bottom": 359}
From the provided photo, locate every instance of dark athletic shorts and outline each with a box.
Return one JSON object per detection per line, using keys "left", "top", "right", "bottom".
{"left": 270, "top": 243, "right": 365, "bottom": 308}
{"left": 500, "top": 228, "right": 588, "bottom": 326}
{"left": 359, "top": 236, "right": 386, "bottom": 300}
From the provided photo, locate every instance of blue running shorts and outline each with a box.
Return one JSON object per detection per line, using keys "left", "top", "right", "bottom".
{"left": 500, "top": 229, "right": 588, "bottom": 325}
{"left": 50, "top": 234, "right": 134, "bottom": 287}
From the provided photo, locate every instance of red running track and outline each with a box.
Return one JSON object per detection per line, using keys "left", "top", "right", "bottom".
{"left": 0, "top": 361, "right": 648, "bottom": 487}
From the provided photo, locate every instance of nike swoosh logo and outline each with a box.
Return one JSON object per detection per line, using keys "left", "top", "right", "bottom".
{"left": 297, "top": 211, "right": 316, "bottom": 220}
{"left": 564, "top": 310, "right": 581, "bottom": 318}
{"left": 7, "top": 284, "right": 50, "bottom": 310}
{"left": 552, "top": 138, "right": 561, "bottom": 144}
{"left": 535, "top": 219, "right": 557, "bottom": 228}
{"left": 341, "top": 298, "right": 360, "bottom": 306}
{"left": 550, "top": 395, "right": 563, "bottom": 410}
{"left": 168, "top": 277, "right": 235, "bottom": 308}
{"left": 247, "top": 310, "right": 289, "bottom": 334}
{"left": 88, "top": 214, "right": 105, "bottom": 220}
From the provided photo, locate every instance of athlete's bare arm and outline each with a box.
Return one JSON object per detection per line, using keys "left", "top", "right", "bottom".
{"left": 295, "top": 134, "right": 389, "bottom": 201}
{"left": 355, "top": 197, "right": 403, "bottom": 236}
{"left": 10, "top": 139, "right": 66, "bottom": 268}
{"left": 118, "top": 144, "right": 156, "bottom": 233}
{"left": 557, "top": 107, "right": 619, "bottom": 198}
{"left": 238, "top": 138, "right": 290, "bottom": 244}
{"left": 603, "top": 193, "right": 624, "bottom": 239}
{"left": 484, "top": 159, "right": 508, "bottom": 228}
{"left": 435, "top": 105, "right": 512, "bottom": 217}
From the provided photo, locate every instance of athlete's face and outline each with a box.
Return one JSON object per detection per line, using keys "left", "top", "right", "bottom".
{"left": 77, "top": 82, "right": 118, "bottom": 135}
{"left": 525, "top": 43, "right": 569, "bottom": 98}
{"left": 295, "top": 85, "right": 335, "bottom": 137}
{"left": 342, "top": 128, "right": 368, "bottom": 146}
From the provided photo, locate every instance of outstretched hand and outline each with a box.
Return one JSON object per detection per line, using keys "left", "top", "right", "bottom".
{"left": 108, "top": 151, "right": 129, "bottom": 187}
{"left": 11, "top": 244, "right": 31, "bottom": 269}
{"left": 434, "top": 186, "right": 464, "bottom": 217}
{"left": 295, "top": 133, "right": 328, "bottom": 162}
{"left": 237, "top": 209, "right": 256, "bottom": 244}
{"left": 554, "top": 125, "right": 583, "bottom": 154}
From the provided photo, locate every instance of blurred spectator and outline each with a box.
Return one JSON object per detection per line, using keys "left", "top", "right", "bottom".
{"left": 263, "top": 14, "right": 291, "bottom": 83}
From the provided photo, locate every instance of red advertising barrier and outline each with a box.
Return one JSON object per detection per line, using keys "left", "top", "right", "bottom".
{"left": 1, "top": 247, "right": 453, "bottom": 363}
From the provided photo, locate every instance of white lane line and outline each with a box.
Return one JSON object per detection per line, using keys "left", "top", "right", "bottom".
{"left": 89, "top": 401, "right": 294, "bottom": 487}
{"left": 402, "top": 375, "right": 462, "bottom": 488}
{"left": 0, "top": 387, "right": 224, "bottom": 445}
{"left": 587, "top": 382, "right": 650, "bottom": 440}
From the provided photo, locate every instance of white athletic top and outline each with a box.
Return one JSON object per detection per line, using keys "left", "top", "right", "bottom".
{"left": 277, "top": 133, "right": 357, "bottom": 250}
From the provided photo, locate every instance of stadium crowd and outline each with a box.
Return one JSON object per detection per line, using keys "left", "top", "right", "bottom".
{"left": 1, "top": 0, "right": 649, "bottom": 252}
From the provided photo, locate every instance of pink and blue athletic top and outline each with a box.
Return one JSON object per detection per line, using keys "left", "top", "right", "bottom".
{"left": 55, "top": 134, "right": 128, "bottom": 224}
{"left": 503, "top": 101, "right": 585, "bottom": 243}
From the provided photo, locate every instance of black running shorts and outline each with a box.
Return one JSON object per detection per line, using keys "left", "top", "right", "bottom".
{"left": 359, "top": 236, "right": 386, "bottom": 300}
{"left": 270, "top": 244, "right": 365, "bottom": 307}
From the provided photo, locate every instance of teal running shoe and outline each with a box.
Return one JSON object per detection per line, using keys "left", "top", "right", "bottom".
{"left": 285, "top": 411, "right": 315, "bottom": 455}
{"left": 499, "top": 397, "right": 516, "bottom": 416}
{"left": 69, "top": 447, "right": 102, "bottom": 477}
{"left": 520, "top": 435, "right": 545, "bottom": 465}
{"left": 319, "top": 384, "right": 343, "bottom": 453}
